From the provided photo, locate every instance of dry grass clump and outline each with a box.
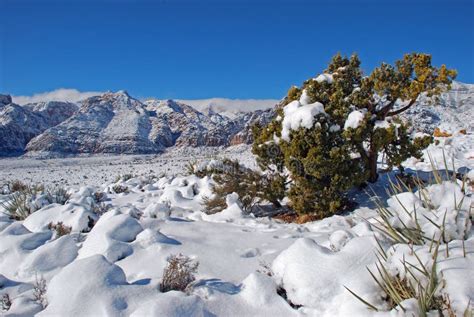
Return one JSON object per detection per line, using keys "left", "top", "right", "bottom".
{"left": 433, "top": 128, "right": 452, "bottom": 138}
{"left": 33, "top": 275, "right": 47, "bottom": 308}
{"left": 112, "top": 184, "right": 129, "bottom": 194}
{"left": 160, "top": 254, "right": 199, "bottom": 293}
{"left": 1, "top": 294, "right": 11, "bottom": 312}
{"left": 48, "top": 221, "right": 72, "bottom": 237}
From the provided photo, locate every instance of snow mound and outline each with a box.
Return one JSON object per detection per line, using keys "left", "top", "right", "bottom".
{"left": 78, "top": 211, "right": 143, "bottom": 262}
{"left": 272, "top": 237, "right": 378, "bottom": 312}
{"left": 17, "top": 235, "right": 78, "bottom": 280}
{"left": 386, "top": 181, "right": 471, "bottom": 242}
{"left": 39, "top": 255, "right": 158, "bottom": 316}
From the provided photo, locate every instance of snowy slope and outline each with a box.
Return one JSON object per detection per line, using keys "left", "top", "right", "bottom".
{"left": 0, "top": 95, "right": 77, "bottom": 155}
{"left": 21, "top": 93, "right": 275, "bottom": 156}
{"left": 26, "top": 91, "right": 162, "bottom": 154}
{"left": 402, "top": 81, "right": 474, "bottom": 133}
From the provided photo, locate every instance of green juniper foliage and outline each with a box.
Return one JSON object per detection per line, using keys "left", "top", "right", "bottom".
{"left": 253, "top": 53, "right": 455, "bottom": 217}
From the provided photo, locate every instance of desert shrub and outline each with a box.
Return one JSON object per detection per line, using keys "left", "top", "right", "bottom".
{"left": 9, "top": 180, "right": 29, "bottom": 193}
{"left": 93, "top": 191, "right": 107, "bottom": 203}
{"left": 48, "top": 221, "right": 72, "bottom": 237}
{"left": 253, "top": 53, "right": 455, "bottom": 217}
{"left": 92, "top": 202, "right": 111, "bottom": 216}
{"left": 112, "top": 184, "right": 129, "bottom": 194}
{"left": 0, "top": 184, "right": 70, "bottom": 220}
{"left": 202, "top": 195, "right": 226, "bottom": 215}
{"left": 33, "top": 275, "right": 47, "bottom": 308}
{"left": 186, "top": 159, "right": 231, "bottom": 178}
{"left": 160, "top": 254, "right": 199, "bottom": 293}
{"left": 1, "top": 294, "right": 11, "bottom": 311}
{"left": 115, "top": 174, "right": 134, "bottom": 183}
{"left": 47, "top": 187, "right": 70, "bottom": 205}
{"left": 202, "top": 159, "right": 285, "bottom": 214}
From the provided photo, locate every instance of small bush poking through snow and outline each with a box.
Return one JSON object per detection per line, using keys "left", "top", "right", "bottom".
{"left": 93, "top": 191, "right": 107, "bottom": 203}
{"left": 203, "top": 159, "right": 284, "bottom": 214}
{"left": 48, "top": 221, "right": 72, "bottom": 237}
{"left": 92, "top": 202, "right": 111, "bottom": 216}
{"left": 33, "top": 274, "right": 48, "bottom": 308}
{"left": 8, "top": 180, "right": 30, "bottom": 193}
{"left": 1, "top": 294, "right": 11, "bottom": 312}
{"left": 46, "top": 187, "right": 70, "bottom": 205}
{"left": 114, "top": 174, "right": 134, "bottom": 183}
{"left": 160, "top": 254, "right": 199, "bottom": 293}
{"left": 112, "top": 184, "right": 129, "bottom": 194}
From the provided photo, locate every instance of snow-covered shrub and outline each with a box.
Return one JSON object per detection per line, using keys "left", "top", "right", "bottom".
{"left": 93, "top": 191, "right": 107, "bottom": 203}
{"left": 160, "top": 254, "right": 199, "bottom": 293}
{"left": 33, "top": 275, "right": 48, "bottom": 308}
{"left": 46, "top": 187, "right": 70, "bottom": 205}
{"left": 92, "top": 202, "right": 111, "bottom": 216}
{"left": 1, "top": 293, "right": 11, "bottom": 311}
{"left": 253, "top": 53, "right": 455, "bottom": 216}
{"left": 346, "top": 243, "right": 443, "bottom": 313}
{"left": 48, "top": 221, "right": 72, "bottom": 237}
{"left": 112, "top": 184, "right": 129, "bottom": 194}
{"left": 202, "top": 159, "right": 279, "bottom": 214}
{"left": 371, "top": 178, "right": 471, "bottom": 245}
{"left": 114, "top": 174, "right": 134, "bottom": 182}
{"left": 8, "top": 180, "right": 30, "bottom": 193}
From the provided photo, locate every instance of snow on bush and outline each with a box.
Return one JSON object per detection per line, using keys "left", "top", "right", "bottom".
{"left": 281, "top": 100, "right": 326, "bottom": 141}
{"left": 344, "top": 109, "right": 366, "bottom": 130}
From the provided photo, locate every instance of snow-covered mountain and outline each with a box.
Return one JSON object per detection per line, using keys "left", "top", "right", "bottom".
{"left": 0, "top": 95, "right": 78, "bottom": 155}
{"left": 19, "top": 91, "right": 275, "bottom": 156}
{"left": 401, "top": 81, "right": 474, "bottom": 133}
{"left": 26, "top": 91, "right": 161, "bottom": 154}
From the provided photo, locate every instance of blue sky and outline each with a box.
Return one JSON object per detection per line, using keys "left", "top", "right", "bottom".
{"left": 1, "top": 0, "right": 473, "bottom": 99}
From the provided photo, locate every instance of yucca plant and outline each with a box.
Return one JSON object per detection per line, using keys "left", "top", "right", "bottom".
{"left": 347, "top": 151, "right": 470, "bottom": 315}
{"left": 346, "top": 238, "right": 443, "bottom": 315}
{"left": 0, "top": 183, "right": 70, "bottom": 220}
{"left": 0, "top": 184, "right": 45, "bottom": 220}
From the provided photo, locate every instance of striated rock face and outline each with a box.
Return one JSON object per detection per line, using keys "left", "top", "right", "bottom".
{"left": 401, "top": 81, "right": 474, "bottom": 133}
{"left": 1, "top": 90, "right": 278, "bottom": 156}
{"left": 144, "top": 99, "right": 241, "bottom": 147}
{"left": 0, "top": 95, "right": 77, "bottom": 155}
{"left": 23, "top": 101, "right": 78, "bottom": 127}
{"left": 26, "top": 91, "right": 162, "bottom": 154}
{"left": 229, "top": 108, "right": 276, "bottom": 145}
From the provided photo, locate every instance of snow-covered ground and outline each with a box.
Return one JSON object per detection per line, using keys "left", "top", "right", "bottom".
{"left": 0, "top": 145, "right": 256, "bottom": 188}
{"left": 0, "top": 133, "right": 473, "bottom": 316}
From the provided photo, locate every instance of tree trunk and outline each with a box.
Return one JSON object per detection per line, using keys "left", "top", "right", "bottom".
{"left": 368, "top": 141, "right": 378, "bottom": 183}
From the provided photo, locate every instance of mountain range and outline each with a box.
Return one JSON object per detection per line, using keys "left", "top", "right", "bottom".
{"left": 0, "top": 82, "right": 472, "bottom": 157}
{"left": 0, "top": 91, "right": 275, "bottom": 156}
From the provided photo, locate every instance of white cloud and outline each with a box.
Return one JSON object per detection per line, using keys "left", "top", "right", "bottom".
{"left": 12, "top": 89, "right": 280, "bottom": 116}
{"left": 175, "top": 98, "right": 280, "bottom": 117}
{"left": 12, "top": 88, "right": 103, "bottom": 105}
